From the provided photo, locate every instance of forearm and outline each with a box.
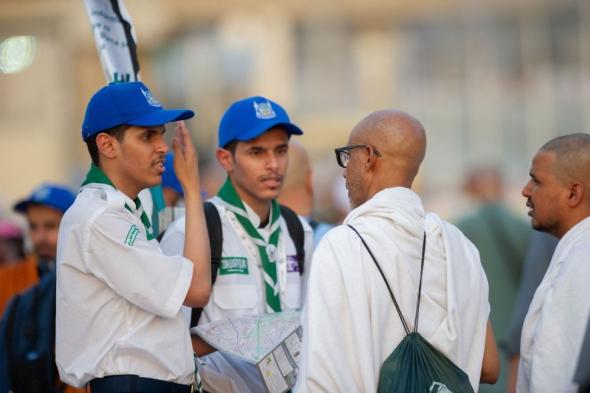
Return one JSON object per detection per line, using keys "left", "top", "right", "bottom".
{"left": 480, "top": 319, "right": 500, "bottom": 384}
{"left": 172, "top": 121, "right": 211, "bottom": 307}
{"left": 183, "top": 187, "right": 211, "bottom": 307}
{"left": 191, "top": 334, "right": 216, "bottom": 356}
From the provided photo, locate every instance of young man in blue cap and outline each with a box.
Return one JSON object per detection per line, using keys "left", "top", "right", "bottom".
{"left": 13, "top": 183, "right": 75, "bottom": 277}
{"left": 55, "top": 81, "right": 211, "bottom": 392}
{"left": 0, "top": 184, "right": 77, "bottom": 393}
{"left": 161, "top": 96, "right": 313, "bottom": 393}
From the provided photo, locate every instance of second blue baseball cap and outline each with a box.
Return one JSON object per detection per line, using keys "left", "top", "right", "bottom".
{"left": 82, "top": 81, "right": 195, "bottom": 140}
{"left": 161, "top": 152, "right": 183, "bottom": 195}
{"left": 218, "top": 96, "right": 303, "bottom": 148}
{"left": 13, "top": 184, "right": 76, "bottom": 215}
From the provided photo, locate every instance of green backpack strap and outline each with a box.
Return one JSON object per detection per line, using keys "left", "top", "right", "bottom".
{"left": 279, "top": 204, "right": 305, "bottom": 275}
{"left": 190, "top": 202, "right": 223, "bottom": 328}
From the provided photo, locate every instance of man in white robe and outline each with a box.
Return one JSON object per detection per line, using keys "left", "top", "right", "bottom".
{"left": 518, "top": 133, "right": 590, "bottom": 393}
{"left": 295, "top": 110, "right": 499, "bottom": 392}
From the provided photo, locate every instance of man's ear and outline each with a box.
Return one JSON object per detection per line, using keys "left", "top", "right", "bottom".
{"left": 96, "top": 133, "right": 118, "bottom": 160}
{"left": 216, "top": 148, "right": 234, "bottom": 173}
{"left": 567, "top": 181, "right": 585, "bottom": 208}
{"left": 365, "top": 146, "right": 379, "bottom": 171}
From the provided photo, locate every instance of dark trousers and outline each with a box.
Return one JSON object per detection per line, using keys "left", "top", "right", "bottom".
{"left": 89, "top": 375, "right": 193, "bottom": 393}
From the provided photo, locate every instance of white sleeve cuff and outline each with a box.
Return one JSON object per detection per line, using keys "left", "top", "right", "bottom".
{"left": 163, "top": 257, "right": 193, "bottom": 318}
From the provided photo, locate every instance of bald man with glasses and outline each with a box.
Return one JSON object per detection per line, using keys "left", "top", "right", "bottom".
{"left": 295, "top": 109, "right": 499, "bottom": 392}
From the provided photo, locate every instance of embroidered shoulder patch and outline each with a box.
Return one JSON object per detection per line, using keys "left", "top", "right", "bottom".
{"left": 219, "top": 257, "right": 249, "bottom": 275}
{"left": 124, "top": 224, "right": 140, "bottom": 246}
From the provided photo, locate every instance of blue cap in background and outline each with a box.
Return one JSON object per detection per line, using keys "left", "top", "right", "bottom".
{"left": 218, "top": 96, "right": 303, "bottom": 148}
{"left": 14, "top": 184, "right": 76, "bottom": 214}
{"left": 161, "top": 152, "right": 183, "bottom": 196}
{"left": 82, "top": 81, "right": 195, "bottom": 140}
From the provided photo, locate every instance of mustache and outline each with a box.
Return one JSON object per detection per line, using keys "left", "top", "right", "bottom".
{"left": 526, "top": 199, "right": 533, "bottom": 208}
{"left": 259, "top": 174, "right": 283, "bottom": 182}
{"left": 151, "top": 156, "right": 166, "bottom": 166}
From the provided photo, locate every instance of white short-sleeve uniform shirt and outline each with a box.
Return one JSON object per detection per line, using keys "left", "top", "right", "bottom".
{"left": 55, "top": 181, "right": 194, "bottom": 388}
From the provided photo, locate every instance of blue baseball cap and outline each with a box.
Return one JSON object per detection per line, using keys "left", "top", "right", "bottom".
{"left": 14, "top": 184, "right": 76, "bottom": 215}
{"left": 161, "top": 152, "right": 183, "bottom": 195}
{"left": 218, "top": 96, "right": 303, "bottom": 148}
{"left": 82, "top": 81, "right": 195, "bottom": 140}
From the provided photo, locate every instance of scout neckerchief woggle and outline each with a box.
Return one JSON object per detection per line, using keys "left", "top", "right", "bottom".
{"left": 82, "top": 164, "right": 155, "bottom": 240}
{"left": 217, "top": 177, "right": 282, "bottom": 313}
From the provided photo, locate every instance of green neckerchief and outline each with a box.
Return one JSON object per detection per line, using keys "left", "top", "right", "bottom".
{"left": 217, "top": 177, "right": 282, "bottom": 312}
{"left": 82, "top": 164, "right": 155, "bottom": 241}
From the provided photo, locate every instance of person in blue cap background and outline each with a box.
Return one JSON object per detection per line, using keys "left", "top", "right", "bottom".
{"left": 161, "top": 96, "right": 313, "bottom": 393}
{"left": 13, "top": 183, "right": 75, "bottom": 277}
{"left": 0, "top": 183, "right": 78, "bottom": 393}
{"left": 55, "top": 81, "right": 211, "bottom": 392}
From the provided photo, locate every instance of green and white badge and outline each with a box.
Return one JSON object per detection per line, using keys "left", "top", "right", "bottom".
{"left": 219, "top": 257, "right": 249, "bottom": 275}
{"left": 124, "top": 224, "right": 140, "bottom": 246}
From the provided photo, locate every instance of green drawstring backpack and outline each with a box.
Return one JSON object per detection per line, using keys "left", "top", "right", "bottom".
{"left": 348, "top": 225, "right": 475, "bottom": 393}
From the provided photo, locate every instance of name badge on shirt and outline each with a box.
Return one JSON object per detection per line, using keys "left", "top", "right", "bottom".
{"left": 124, "top": 224, "right": 140, "bottom": 246}
{"left": 219, "top": 257, "right": 249, "bottom": 275}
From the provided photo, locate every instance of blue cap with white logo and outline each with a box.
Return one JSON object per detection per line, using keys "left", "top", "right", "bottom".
{"left": 82, "top": 81, "right": 195, "bottom": 140}
{"left": 14, "top": 184, "right": 76, "bottom": 214}
{"left": 218, "top": 96, "right": 303, "bottom": 148}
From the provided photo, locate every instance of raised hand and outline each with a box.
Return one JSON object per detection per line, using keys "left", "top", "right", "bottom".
{"left": 172, "top": 120, "right": 199, "bottom": 192}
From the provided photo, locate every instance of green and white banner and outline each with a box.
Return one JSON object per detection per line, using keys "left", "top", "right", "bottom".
{"left": 83, "top": 0, "right": 140, "bottom": 83}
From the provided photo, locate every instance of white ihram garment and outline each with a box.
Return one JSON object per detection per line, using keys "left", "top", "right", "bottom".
{"left": 295, "top": 187, "right": 490, "bottom": 392}
{"left": 518, "top": 216, "right": 590, "bottom": 393}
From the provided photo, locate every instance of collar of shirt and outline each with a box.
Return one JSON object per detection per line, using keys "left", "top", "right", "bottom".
{"left": 545, "top": 215, "right": 590, "bottom": 275}
{"left": 82, "top": 181, "right": 137, "bottom": 215}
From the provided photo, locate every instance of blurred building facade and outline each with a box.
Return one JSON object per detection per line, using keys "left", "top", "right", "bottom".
{"left": 1, "top": 0, "right": 589, "bottom": 220}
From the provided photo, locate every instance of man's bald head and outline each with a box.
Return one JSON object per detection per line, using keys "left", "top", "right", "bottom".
{"left": 351, "top": 109, "right": 426, "bottom": 182}
{"left": 344, "top": 109, "right": 427, "bottom": 208}
{"left": 540, "top": 133, "right": 590, "bottom": 186}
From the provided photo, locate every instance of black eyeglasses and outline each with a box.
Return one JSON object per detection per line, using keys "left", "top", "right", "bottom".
{"left": 334, "top": 144, "right": 382, "bottom": 168}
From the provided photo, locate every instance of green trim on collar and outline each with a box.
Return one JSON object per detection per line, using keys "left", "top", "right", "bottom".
{"left": 81, "top": 164, "right": 114, "bottom": 188}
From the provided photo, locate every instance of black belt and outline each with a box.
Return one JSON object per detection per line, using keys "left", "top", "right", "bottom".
{"left": 90, "top": 375, "right": 194, "bottom": 393}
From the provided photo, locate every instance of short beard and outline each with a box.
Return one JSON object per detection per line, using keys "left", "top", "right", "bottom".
{"left": 531, "top": 219, "right": 560, "bottom": 238}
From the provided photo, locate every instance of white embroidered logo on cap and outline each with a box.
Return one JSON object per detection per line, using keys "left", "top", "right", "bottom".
{"left": 33, "top": 187, "right": 50, "bottom": 200}
{"left": 253, "top": 101, "right": 276, "bottom": 119}
{"left": 141, "top": 88, "right": 161, "bottom": 107}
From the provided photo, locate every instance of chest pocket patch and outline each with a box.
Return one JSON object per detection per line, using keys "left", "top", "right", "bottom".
{"left": 219, "top": 257, "right": 249, "bottom": 275}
